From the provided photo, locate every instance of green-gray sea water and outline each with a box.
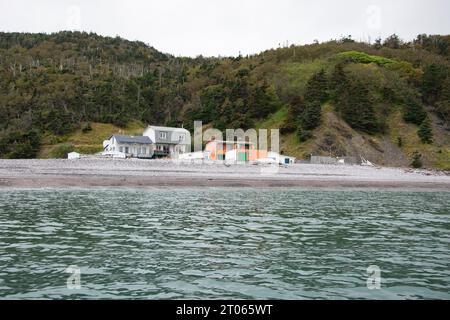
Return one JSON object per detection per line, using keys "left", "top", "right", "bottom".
{"left": 0, "top": 189, "right": 449, "bottom": 299}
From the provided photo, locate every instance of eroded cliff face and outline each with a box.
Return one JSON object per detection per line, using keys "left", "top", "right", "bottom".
{"left": 281, "top": 109, "right": 449, "bottom": 169}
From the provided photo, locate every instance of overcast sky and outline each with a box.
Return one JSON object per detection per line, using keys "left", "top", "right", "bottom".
{"left": 0, "top": 0, "right": 449, "bottom": 57}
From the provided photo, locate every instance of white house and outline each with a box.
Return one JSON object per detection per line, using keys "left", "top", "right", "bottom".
{"left": 143, "top": 125, "right": 191, "bottom": 158}
{"left": 102, "top": 125, "right": 191, "bottom": 159}
{"left": 103, "top": 135, "right": 153, "bottom": 158}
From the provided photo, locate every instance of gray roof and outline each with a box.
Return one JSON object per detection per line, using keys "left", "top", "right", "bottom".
{"left": 147, "top": 125, "right": 189, "bottom": 133}
{"left": 111, "top": 135, "right": 152, "bottom": 144}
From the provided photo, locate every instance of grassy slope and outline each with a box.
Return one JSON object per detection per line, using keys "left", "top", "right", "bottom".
{"left": 273, "top": 59, "right": 331, "bottom": 99}
{"left": 387, "top": 108, "right": 450, "bottom": 169}
{"left": 38, "top": 121, "right": 146, "bottom": 158}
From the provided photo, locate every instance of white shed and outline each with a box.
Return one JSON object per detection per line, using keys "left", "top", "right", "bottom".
{"left": 267, "top": 152, "right": 295, "bottom": 165}
{"left": 68, "top": 152, "right": 81, "bottom": 160}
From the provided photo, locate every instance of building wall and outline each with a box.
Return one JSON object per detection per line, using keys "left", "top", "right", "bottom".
{"left": 205, "top": 141, "right": 227, "bottom": 160}
{"left": 206, "top": 141, "right": 267, "bottom": 162}
{"left": 248, "top": 150, "right": 268, "bottom": 161}
{"left": 225, "top": 149, "right": 268, "bottom": 162}
{"left": 154, "top": 143, "right": 187, "bottom": 158}
{"left": 204, "top": 142, "right": 217, "bottom": 160}
{"left": 107, "top": 140, "right": 153, "bottom": 158}
{"left": 143, "top": 127, "right": 191, "bottom": 152}
{"left": 143, "top": 128, "right": 156, "bottom": 143}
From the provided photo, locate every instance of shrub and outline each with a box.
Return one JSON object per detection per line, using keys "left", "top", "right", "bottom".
{"left": 297, "top": 128, "right": 313, "bottom": 142}
{"left": 280, "top": 121, "right": 297, "bottom": 134}
{"left": 81, "top": 122, "right": 92, "bottom": 133}
{"left": 336, "top": 51, "right": 420, "bottom": 80}
{"left": 336, "top": 51, "right": 396, "bottom": 66}
{"left": 411, "top": 151, "right": 423, "bottom": 168}
{"left": 49, "top": 143, "right": 75, "bottom": 159}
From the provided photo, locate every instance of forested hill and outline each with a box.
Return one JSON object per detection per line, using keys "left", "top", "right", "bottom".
{"left": 0, "top": 31, "right": 449, "bottom": 169}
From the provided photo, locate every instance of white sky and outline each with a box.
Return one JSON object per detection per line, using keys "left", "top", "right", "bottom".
{"left": 0, "top": 0, "right": 449, "bottom": 57}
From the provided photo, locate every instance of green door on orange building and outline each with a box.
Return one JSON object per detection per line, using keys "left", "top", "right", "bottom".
{"left": 237, "top": 152, "right": 248, "bottom": 161}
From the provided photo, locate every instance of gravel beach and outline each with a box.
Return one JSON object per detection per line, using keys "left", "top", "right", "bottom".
{"left": 0, "top": 158, "right": 449, "bottom": 190}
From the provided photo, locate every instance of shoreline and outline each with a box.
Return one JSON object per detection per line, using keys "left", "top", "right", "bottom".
{"left": 1, "top": 176, "right": 450, "bottom": 191}
{"left": 0, "top": 158, "right": 449, "bottom": 191}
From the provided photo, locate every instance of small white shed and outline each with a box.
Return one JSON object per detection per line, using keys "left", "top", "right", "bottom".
{"left": 68, "top": 152, "right": 81, "bottom": 160}
{"left": 267, "top": 152, "right": 296, "bottom": 165}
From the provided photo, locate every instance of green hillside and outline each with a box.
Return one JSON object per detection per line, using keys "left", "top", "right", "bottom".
{"left": 0, "top": 32, "right": 449, "bottom": 169}
{"left": 38, "top": 121, "right": 146, "bottom": 158}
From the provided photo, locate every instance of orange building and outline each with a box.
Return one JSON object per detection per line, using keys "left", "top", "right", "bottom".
{"left": 204, "top": 140, "right": 268, "bottom": 161}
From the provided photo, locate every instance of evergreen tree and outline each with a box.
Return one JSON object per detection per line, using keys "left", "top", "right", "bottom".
{"left": 330, "top": 62, "right": 348, "bottom": 99}
{"left": 304, "top": 69, "right": 328, "bottom": 103}
{"left": 422, "top": 64, "right": 445, "bottom": 105}
{"left": 418, "top": 117, "right": 433, "bottom": 144}
{"left": 261, "top": 83, "right": 282, "bottom": 117}
{"left": 283, "top": 96, "right": 305, "bottom": 133}
{"left": 403, "top": 99, "right": 427, "bottom": 125}
{"left": 336, "top": 80, "right": 379, "bottom": 133}
{"left": 289, "top": 71, "right": 328, "bottom": 135}
{"left": 373, "top": 38, "right": 382, "bottom": 50}
{"left": 383, "top": 34, "right": 402, "bottom": 49}
{"left": 435, "top": 76, "right": 450, "bottom": 124}
{"left": 301, "top": 100, "right": 322, "bottom": 130}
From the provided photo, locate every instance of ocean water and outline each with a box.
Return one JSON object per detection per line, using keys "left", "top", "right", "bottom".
{"left": 0, "top": 188, "right": 449, "bottom": 300}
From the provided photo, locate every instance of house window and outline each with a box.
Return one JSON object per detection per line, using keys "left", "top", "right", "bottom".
{"left": 119, "top": 146, "right": 123, "bottom": 153}
{"left": 160, "top": 132, "right": 167, "bottom": 139}
{"left": 175, "top": 146, "right": 185, "bottom": 154}
{"left": 125, "top": 147, "right": 129, "bottom": 153}
{"left": 142, "top": 147, "right": 146, "bottom": 154}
